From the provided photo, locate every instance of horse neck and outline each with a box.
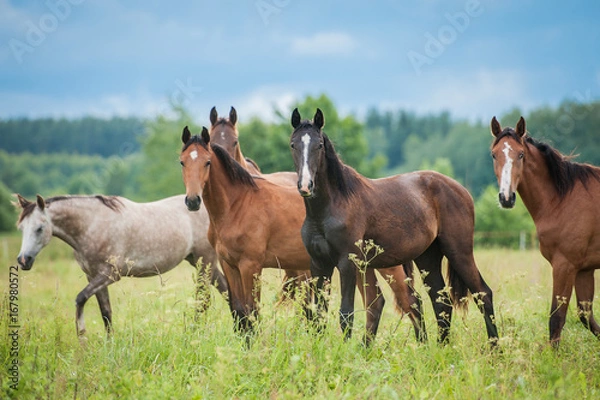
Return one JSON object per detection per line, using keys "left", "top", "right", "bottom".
{"left": 517, "top": 142, "right": 559, "bottom": 220}
{"left": 304, "top": 157, "right": 343, "bottom": 217}
{"left": 202, "top": 155, "right": 246, "bottom": 223}
{"left": 46, "top": 200, "right": 92, "bottom": 250}
{"left": 233, "top": 146, "right": 251, "bottom": 170}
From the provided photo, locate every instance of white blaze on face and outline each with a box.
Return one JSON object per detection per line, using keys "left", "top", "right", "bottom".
{"left": 220, "top": 131, "right": 225, "bottom": 141}
{"left": 300, "top": 133, "right": 312, "bottom": 190}
{"left": 190, "top": 150, "right": 198, "bottom": 161}
{"left": 500, "top": 142, "right": 514, "bottom": 198}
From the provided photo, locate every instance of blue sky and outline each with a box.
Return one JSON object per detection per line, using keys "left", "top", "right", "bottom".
{"left": 1, "top": 0, "right": 599, "bottom": 124}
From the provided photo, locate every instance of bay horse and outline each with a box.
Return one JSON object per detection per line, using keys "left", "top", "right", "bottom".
{"left": 490, "top": 116, "right": 600, "bottom": 346}
{"left": 209, "top": 106, "right": 308, "bottom": 300}
{"left": 180, "top": 126, "right": 426, "bottom": 344}
{"left": 16, "top": 194, "right": 228, "bottom": 336}
{"left": 289, "top": 108, "right": 499, "bottom": 345}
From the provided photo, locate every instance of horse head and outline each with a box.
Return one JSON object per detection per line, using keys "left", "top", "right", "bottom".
{"left": 15, "top": 194, "right": 52, "bottom": 270}
{"left": 490, "top": 116, "right": 527, "bottom": 208}
{"left": 289, "top": 108, "right": 326, "bottom": 197}
{"left": 209, "top": 106, "right": 240, "bottom": 156}
{"left": 180, "top": 126, "right": 212, "bottom": 211}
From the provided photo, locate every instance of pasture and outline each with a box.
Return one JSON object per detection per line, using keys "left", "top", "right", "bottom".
{"left": 1, "top": 234, "right": 599, "bottom": 399}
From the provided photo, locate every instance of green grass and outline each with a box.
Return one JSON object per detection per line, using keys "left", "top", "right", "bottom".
{"left": 1, "top": 234, "right": 599, "bottom": 399}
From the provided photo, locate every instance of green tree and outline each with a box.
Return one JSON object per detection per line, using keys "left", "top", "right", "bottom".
{"left": 0, "top": 181, "right": 17, "bottom": 232}
{"left": 138, "top": 106, "right": 200, "bottom": 200}
{"left": 474, "top": 185, "right": 535, "bottom": 248}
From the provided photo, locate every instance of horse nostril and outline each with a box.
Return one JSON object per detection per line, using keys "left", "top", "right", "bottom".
{"left": 185, "top": 196, "right": 201, "bottom": 211}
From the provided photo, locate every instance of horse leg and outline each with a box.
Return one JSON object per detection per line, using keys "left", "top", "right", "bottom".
{"left": 357, "top": 268, "right": 385, "bottom": 346}
{"left": 338, "top": 258, "right": 358, "bottom": 340}
{"left": 76, "top": 271, "right": 119, "bottom": 336}
{"left": 93, "top": 286, "right": 113, "bottom": 335}
{"left": 549, "top": 259, "right": 577, "bottom": 347}
{"left": 219, "top": 259, "right": 249, "bottom": 335}
{"left": 437, "top": 233, "right": 499, "bottom": 346}
{"left": 575, "top": 269, "right": 600, "bottom": 338}
{"left": 237, "top": 260, "right": 263, "bottom": 345}
{"left": 309, "top": 259, "right": 334, "bottom": 333}
{"left": 415, "top": 244, "right": 452, "bottom": 344}
{"left": 379, "top": 263, "right": 427, "bottom": 343}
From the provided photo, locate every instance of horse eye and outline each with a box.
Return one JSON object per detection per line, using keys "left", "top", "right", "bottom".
{"left": 180, "top": 160, "right": 184, "bottom": 167}
{"left": 205, "top": 160, "right": 211, "bottom": 167}
{"left": 491, "top": 153, "right": 496, "bottom": 160}
{"left": 36, "top": 226, "right": 43, "bottom": 234}
{"left": 290, "top": 143, "right": 295, "bottom": 149}
{"left": 318, "top": 142, "right": 324, "bottom": 149}
{"left": 518, "top": 152, "right": 524, "bottom": 160}
{"left": 233, "top": 141, "right": 238, "bottom": 147}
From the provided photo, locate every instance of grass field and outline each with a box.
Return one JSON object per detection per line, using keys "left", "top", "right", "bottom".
{"left": 1, "top": 233, "right": 599, "bottom": 399}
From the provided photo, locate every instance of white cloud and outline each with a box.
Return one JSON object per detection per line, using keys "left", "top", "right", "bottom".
{"left": 375, "top": 69, "right": 535, "bottom": 123}
{"left": 230, "top": 86, "right": 298, "bottom": 123}
{"left": 290, "top": 32, "right": 357, "bottom": 57}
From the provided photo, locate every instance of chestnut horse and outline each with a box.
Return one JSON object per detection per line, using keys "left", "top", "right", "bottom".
{"left": 289, "top": 108, "right": 499, "bottom": 345}
{"left": 490, "top": 116, "right": 600, "bottom": 346}
{"left": 15, "top": 194, "right": 227, "bottom": 336}
{"left": 180, "top": 126, "right": 425, "bottom": 344}
{"left": 209, "top": 106, "right": 305, "bottom": 299}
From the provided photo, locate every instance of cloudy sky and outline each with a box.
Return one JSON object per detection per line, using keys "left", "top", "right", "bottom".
{"left": 1, "top": 0, "right": 599, "bottom": 124}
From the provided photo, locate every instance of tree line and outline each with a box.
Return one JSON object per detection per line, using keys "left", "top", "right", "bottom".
{"left": 2, "top": 94, "right": 599, "bottom": 247}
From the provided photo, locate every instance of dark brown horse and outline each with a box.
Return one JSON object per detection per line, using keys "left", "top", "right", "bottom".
{"left": 490, "top": 116, "right": 600, "bottom": 346}
{"left": 180, "top": 126, "right": 425, "bottom": 344}
{"left": 289, "top": 108, "right": 499, "bottom": 345}
{"left": 209, "top": 106, "right": 305, "bottom": 299}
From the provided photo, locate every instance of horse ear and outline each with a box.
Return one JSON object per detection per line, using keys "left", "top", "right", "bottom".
{"left": 314, "top": 108, "right": 324, "bottom": 130}
{"left": 229, "top": 106, "right": 237, "bottom": 126}
{"left": 490, "top": 116, "right": 502, "bottom": 137}
{"left": 516, "top": 116, "right": 526, "bottom": 137}
{"left": 16, "top": 194, "right": 30, "bottom": 209}
{"left": 201, "top": 126, "right": 210, "bottom": 144}
{"left": 210, "top": 107, "right": 218, "bottom": 126}
{"left": 182, "top": 126, "right": 191, "bottom": 144}
{"left": 36, "top": 195, "right": 45, "bottom": 211}
{"left": 291, "top": 108, "right": 301, "bottom": 129}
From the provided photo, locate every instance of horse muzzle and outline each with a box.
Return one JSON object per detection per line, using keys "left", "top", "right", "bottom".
{"left": 298, "top": 180, "right": 314, "bottom": 198}
{"left": 185, "top": 195, "right": 202, "bottom": 211}
{"left": 17, "top": 254, "right": 34, "bottom": 270}
{"left": 498, "top": 192, "right": 516, "bottom": 208}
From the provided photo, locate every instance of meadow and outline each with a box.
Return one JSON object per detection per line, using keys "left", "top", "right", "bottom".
{"left": 1, "top": 233, "right": 599, "bottom": 399}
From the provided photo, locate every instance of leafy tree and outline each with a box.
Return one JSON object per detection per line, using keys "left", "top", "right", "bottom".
{"left": 0, "top": 181, "right": 17, "bottom": 232}
{"left": 138, "top": 106, "right": 200, "bottom": 200}
{"left": 474, "top": 185, "right": 535, "bottom": 248}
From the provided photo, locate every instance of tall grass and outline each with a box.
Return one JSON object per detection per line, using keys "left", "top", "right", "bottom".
{"left": 1, "top": 234, "right": 599, "bottom": 399}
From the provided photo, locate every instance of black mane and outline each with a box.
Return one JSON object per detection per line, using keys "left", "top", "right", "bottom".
{"left": 211, "top": 144, "right": 258, "bottom": 189}
{"left": 494, "top": 128, "right": 600, "bottom": 198}
{"left": 322, "top": 134, "right": 364, "bottom": 198}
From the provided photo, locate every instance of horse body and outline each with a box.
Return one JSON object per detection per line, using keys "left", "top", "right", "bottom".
{"left": 490, "top": 116, "right": 600, "bottom": 345}
{"left": 208, "top": 106, "right": 313, "bottom": 302}
{"left": 290, "top": 108, "right": 498, "bottom": 345}
{"left": 180, "top": 127, "right": 425, "bottom": 343}
{"left": 16, "top": 194, "right": 227, "bottom": 336}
